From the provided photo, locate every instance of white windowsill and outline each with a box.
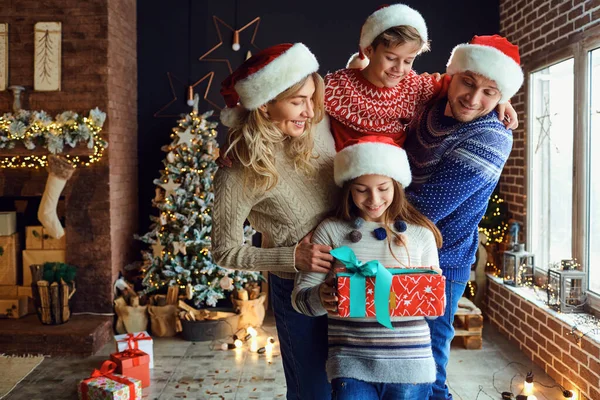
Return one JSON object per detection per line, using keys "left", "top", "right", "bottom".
{"left": 486, "top": 274, "right": 600, "bottom": 345}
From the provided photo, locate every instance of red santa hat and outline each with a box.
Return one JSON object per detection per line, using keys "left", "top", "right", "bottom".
{"left": 446, "top": 35, "right": 523, "bottom": 104}
{"left": 334, "top": 135, "right": 411, "bottom": 187}
{"left": 347, "top": 3, "right": 428, "bottom": 69}
{"left": 220, "top": 43, "right": 319, "bottom": 127}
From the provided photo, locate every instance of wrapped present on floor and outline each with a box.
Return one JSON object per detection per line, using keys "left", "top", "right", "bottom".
{"left": 332, "top": 246, "right": 446, "bottom": 329}
{"left": 115, "top": 331, "right": 154, "bottom": 369}
{"left": 0, "top": 295, "right": 28, "bottom": 318}
{"left": 78, "top": 360, "right": 142, "bottom": 400}
{"left": 0, "top": 233, "right": 19, "bottom": 285}
{"left": 110, "top": 348, "right": 150, "bottom": 388}
{"left": 0, "top": 212, "right": 16, "bottom": 236}
{"left": 25, "top": 225, "right": 66, "bottom": 250}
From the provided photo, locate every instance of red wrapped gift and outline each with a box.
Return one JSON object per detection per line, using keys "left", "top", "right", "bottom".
{"left": 337, "top": 270, "right": 446, "bottom": 318}
{"left": 110, "top": 348, "right": 150, "bottom": 388}
{"left": 78, "top": 360, "right": 142, "bottom": 400}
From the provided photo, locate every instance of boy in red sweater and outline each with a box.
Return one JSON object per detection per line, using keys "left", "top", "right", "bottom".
{"left": 325, "top": 3, "right": 516, "bottom": 151}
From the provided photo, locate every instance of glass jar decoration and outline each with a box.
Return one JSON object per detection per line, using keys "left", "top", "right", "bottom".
{"left": 546, "top": 265, "right": 586, "bottom": 313}
{"left": 502, "top": 244, "right": 535, "bottom": 286}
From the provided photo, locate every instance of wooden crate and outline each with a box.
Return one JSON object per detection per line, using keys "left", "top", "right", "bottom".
{"left": 452, "top": 297, "right": 483, "bottom": 350}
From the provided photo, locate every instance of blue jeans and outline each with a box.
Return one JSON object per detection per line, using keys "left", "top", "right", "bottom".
{"left": 426, "top": 279, "right": 467, "bottom": 400}
{"left": 269, "top": 274, "right": 331, "bottom": 400}
{"left": 332, "top": 378, "right": 432, "bottom": 400}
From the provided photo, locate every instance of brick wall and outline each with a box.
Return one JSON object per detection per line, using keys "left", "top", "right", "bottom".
{"left": 498, "top": 0, "right": 600, "bottom": 224}
{"left": 487, "top": 279, "right": 600, "bottom": 399}
{"left": 107, "top": 0, "right": 138, "bottom": 291}
{"left": 0, "top": 0, "right": 138, "bottom": 312}
{"left": 493, "top": 2, "right": 600, "bottom": 398}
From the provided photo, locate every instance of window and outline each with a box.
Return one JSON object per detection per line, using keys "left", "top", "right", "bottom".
{"left": 588, "top": 48, "right": 600, "bottom": 294}
{"left": 528, "top": 44, "right": 600, "bottom": 301}
{"left": 528, "top": 59, "right": 574, "bottom": 272}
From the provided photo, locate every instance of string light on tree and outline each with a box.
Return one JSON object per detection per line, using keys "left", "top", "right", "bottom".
{"left": 135, "top": 96, "right": 261, "bottom": 307}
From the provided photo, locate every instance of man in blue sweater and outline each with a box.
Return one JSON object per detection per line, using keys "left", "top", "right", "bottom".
{"left": 404, "top": 35, "right": 524, "bottom": 400}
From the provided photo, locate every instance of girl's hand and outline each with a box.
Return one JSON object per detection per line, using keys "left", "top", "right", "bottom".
{"left": 295, "top": 231, "right": 334, "bottom": 274}
{"left": 496, "top": 102, "right": 518, "bottom": 130}
{"left": 319, "top": 276, "right": 338, "bottom": 315}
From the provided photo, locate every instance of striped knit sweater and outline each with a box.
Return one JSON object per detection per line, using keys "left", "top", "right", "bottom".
{"left": 404, "top": 98, "right": 513, "bottom": 282}
{"left": 292, "top": 218, "right": 439, "bottom": 384}
{"left": 211, "top": 117, "right": 339, "bottom": 280}
{"left": 324, "top": 68, "right": 442, "bottom": 151}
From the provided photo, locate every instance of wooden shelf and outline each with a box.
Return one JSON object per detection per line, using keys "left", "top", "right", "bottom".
{"left": 0, "top": 143, "right": 93, "bottom": 157}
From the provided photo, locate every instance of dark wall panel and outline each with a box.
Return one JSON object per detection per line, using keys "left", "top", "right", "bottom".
{"left": 137, "top": 0, "right": 500, "bottom": 231}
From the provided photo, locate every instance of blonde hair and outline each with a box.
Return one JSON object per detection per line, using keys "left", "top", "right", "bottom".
{"left": 336, "top": 179, "right": 442, "bottom": 265}
{"left": 371, "top": 25, "right": 431, "bottom": 54}
{"left": 223, "top": 72, "right": 325, "bottom": 193}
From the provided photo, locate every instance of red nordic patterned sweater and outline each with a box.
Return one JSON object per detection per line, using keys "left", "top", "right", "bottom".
{"left": 324, "top": 68, "right": 445, "bottom": 151}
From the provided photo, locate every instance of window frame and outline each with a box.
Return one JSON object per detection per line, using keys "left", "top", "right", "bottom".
{"left": 525, "top": 26, "right": 600, "bottom": 311}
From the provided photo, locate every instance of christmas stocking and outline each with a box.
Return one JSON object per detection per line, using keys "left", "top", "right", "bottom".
{"left": 37, "top": 155, "right": 75, "bottom": 239}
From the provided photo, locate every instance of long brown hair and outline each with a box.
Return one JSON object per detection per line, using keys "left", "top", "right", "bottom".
{"left": 223, "top": 72, "right": 325, "bottom": 193}
{"left": 336, "top": 178, "right": 443, "bottom": 265}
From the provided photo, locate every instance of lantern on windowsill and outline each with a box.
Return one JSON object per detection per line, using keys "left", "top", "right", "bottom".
{"left": 547, "top": 262, "right": 586, "bottom": 313}
{"left": 502, "top": 244, "right": 535, "bottom": 287}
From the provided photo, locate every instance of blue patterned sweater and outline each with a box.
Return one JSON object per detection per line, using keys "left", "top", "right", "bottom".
{"left": 404, "top": 99, "right": 513, "bottom": 282}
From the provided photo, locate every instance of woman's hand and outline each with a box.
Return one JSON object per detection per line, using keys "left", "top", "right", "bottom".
{"left": 319, "top": 276, "right": 338, "bottom": 315}
{"left": 294, "top": 231, "right": 334, "bottom": 274}
{"left": 496, "top": 102, "right": 518, "bottom": 130}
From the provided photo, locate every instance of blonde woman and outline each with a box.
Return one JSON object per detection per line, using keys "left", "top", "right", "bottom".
{"left": 212, "top": 43, "right": 338, "bottom": 400}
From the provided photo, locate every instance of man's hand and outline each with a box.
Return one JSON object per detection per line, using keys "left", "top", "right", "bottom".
{"left": 496, "top": 102, "right": 518, "bottom": 130}
{"left": 319, "top": 276, "right": 338, "bottom": 315}
{"left": 294, "top": 231, "right": 334, "bottom": 274}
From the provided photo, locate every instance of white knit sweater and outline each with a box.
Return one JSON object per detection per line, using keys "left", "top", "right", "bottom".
{"left": 211, "top": 117, "right": 339, "bottom": 280}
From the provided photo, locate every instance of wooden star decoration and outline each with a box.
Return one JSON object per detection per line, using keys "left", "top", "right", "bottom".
{"left": 152, "top": 241, "right": 165, "bottom": 258}
{"left": 159, "top": 178, "right": 181, "bottom": 199}
{"left": 154, "top": 71, "right": 221, "bottom": 118}
{"left": 198, "top": 16, "right": 261, "bottom": 74}
{"left": 176, "top": 127, "right": 195, "bottom": 148}
{"left": 173, "top": 241, "right": 187, "bottom": 255}
{"left": 535, "top": 95, "right": 559, "bottom": 154}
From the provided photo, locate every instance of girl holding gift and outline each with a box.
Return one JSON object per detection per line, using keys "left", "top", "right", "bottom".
{"left": 292, "top": 135, "right": 443, "bottom": 399}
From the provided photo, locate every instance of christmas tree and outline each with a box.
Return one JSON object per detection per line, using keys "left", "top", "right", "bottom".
{"left": 136, "top": 96, "right": 262, "bottom": 307}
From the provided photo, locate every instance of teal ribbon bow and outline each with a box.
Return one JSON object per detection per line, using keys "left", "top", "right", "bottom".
{"left": 332, "top": 246, "right": 437, "bottom": 329}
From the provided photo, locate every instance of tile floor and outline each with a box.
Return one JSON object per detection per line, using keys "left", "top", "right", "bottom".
{"left": 5, "top": 316, "right": 567, "bottom": 400}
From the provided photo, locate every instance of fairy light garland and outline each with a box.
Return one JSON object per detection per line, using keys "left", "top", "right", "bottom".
{"left": 0, "top": 109, "right": 108, "bottom": 169}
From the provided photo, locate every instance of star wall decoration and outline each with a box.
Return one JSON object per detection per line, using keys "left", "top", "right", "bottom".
{"left": 159, "top": 177, "right": 181, "bottom": 199}
{"left": 535, "top": 95, "right": 559, "bottom": 154}
{"left": 154, "top": 71, "right": 221, "bottom": 118}
{"left": 198, "top": 16, "right": 261, "bottom": 74}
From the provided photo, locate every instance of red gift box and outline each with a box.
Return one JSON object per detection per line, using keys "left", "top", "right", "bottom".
{"left": 337, "top": 270, "right": 446, "bottom": 318}
{"left": 110, "top": 348, "right": 150, "bottom": 388}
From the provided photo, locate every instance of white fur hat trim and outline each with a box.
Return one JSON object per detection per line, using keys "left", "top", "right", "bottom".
{"left": 446, "top": 43, "right": 524, "bottom": 104}
{"left": 334, "top": 142, "right": 412, "bottom": 187}
{"left": 235, "top": 43, "right": 319, "bottom": 110}
{"left": 360, "top": 4, "right": 428, "bottom": 51}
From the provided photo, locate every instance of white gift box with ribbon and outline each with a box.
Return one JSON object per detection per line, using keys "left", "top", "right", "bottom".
{"left": 114, "top": 330, "right": 154, "bottom": 369}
